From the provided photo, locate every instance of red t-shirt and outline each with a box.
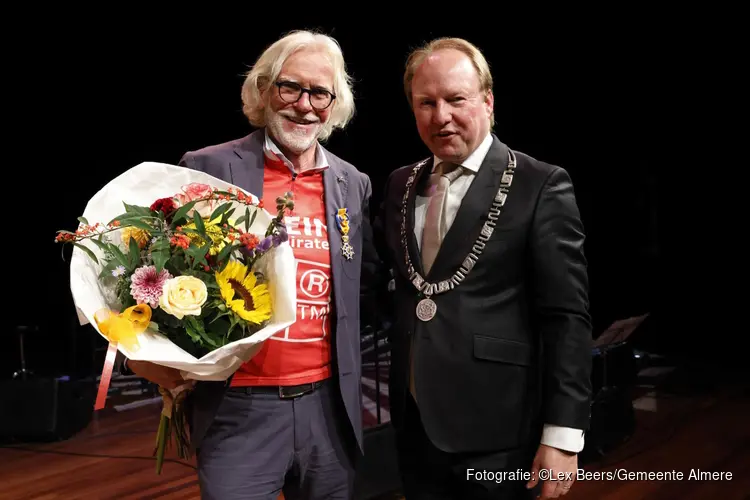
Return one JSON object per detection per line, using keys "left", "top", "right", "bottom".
{"left": 230, "top": 152, "right": 333, "bottom": 386}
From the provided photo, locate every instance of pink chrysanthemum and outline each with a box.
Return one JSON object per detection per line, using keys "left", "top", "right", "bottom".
{"left": 130, "top": 265, "right": 172, "bottom": 308}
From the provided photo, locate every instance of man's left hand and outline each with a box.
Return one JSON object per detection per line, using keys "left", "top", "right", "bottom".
{"left": 526, "top": 444, "right": 577, "bottom": 498}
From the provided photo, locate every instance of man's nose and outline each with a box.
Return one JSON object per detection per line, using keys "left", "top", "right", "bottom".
{"left": 433, "top": 101, "right": 451, "bottom": 125}
{"left": 294, "top": 92, "right": 313, "bottom": 113}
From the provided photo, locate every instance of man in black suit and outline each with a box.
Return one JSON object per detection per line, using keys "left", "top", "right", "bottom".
{"left": 376, "top": 37, "right": 593, "bottom": 499}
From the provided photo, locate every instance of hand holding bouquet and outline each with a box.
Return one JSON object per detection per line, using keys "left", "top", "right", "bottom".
{"left": 55, "top": 162, "right": 297, "bottom": 473}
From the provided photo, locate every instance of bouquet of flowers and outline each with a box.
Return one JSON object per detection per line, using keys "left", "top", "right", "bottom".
{"left": 55, "top": 161, "right": 297, "bottom": 473}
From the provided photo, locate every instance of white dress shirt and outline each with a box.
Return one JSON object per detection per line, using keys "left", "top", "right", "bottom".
{"left": 414, "top": 132, "right": 585, "bottom": 453}
{"left": 263, "top": 130, "right": 329, "bottom": 173}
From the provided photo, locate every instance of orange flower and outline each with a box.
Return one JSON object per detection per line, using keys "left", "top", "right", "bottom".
{"left": 170, "top": 234, "right": 190, "bottom": 249}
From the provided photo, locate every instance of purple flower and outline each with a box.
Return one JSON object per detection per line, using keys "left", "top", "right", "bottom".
{"left": 239, "top": 246, "right": 255, "bottom": 260}
{"left": 272, "top": 227, "right": 288, "bottom": 246}
{"left": 257, "top": 236, "right": 273, "bottom": 253}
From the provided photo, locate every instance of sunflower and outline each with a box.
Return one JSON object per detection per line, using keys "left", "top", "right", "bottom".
{"left": 215, "top": 260, "right": 272, "bottom": 324}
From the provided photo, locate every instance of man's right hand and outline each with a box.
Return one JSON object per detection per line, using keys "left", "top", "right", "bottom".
{"left": 126, "top": 359, "right": 185, "bottom": 389}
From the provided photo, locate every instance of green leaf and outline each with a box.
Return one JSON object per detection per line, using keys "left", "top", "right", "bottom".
{"left": 123, "top": 202, "right": 153, "bottom": 216}
{"left": 244, "top": 207, "right": 251, "bottom": 232}
{"left": 106, "top": 212, "right": 156, "bottom": 228}
{"left": 167, "top": 253, "right": 187, "bottom": 274}
{"left": 107, "top": 244, "right": 129, "bottom": 269}
{"left": 226, "top": 317, "right": 239, "bottom": 339}
{"left": 186, "top": 243, "right": 210, "bottom": 269}
{"left": 153, "top": 246, "right": 170, "bottom": 273}
{"left": 221, "top": 208, "right": 236, "bottom": 226}
{"left": 105, "top": 214, "right": 129, "bottom": 226}
{"left": 73, "top": 242, "right": 98, "bottom": 264}
{"left": 122, "top": 219, "right": 154, "bottom": 232}
{"left": 184, "top": 321, "right": 203, "bottom": 346}
{"left": 207, "top": 317, "right": 231, "bottom": 345}
{"left": 193, "top": 211, "right": 205, "bottom": 235}
{"left": 171, "top": 200, "right": 198, "bottom": 226}
{"left": 249, "top": 209, "right": 257, "bottom": 231}
{"left": 128, "top": 235, "right": 141, "bottom": 268}
{"left": 190, "top": 317, "right": 220, "bottom": 348}
{"left": 88, "top": 237, "right": 110, "bottom": 254}
{"left": 215, "top": 241, "right": 238, "bottom": 265}
{"left": 78, "top": 216, "right": 89, "bottom": 226}
{"left": 219, "top": 254, "right": 233, "bottom": 272}
{"left": 151, "top": 237, "right": 170, "bottom": 251}
{"left": 98, "top": 261, "right": 119, "bottom": 280}
{"left": 210, "top": 202, "right": 232, "bottom": 223}
{"left": 185, "top": 316, "right": 221, "bottom": 349}
{"left": 208, "top": 310, "right": 231, "bottom": 323}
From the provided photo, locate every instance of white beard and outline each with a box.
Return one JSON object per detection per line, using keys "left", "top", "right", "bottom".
{"left": 265, "top": 109, "right": 322, "bottom": 155}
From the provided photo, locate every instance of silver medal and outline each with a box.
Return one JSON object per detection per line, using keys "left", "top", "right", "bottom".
{"left": 399, "top": 152, "right": 516, "bottom": 323}
{"left": 342, "top": 242, "right": 354, "bottom": 260}
{"left": 416, "top": 298, "right": 437, "bottom": 321}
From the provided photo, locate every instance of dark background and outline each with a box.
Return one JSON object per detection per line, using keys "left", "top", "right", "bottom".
{"left": 6, "top": 21, "right": 662, "bottom": 380}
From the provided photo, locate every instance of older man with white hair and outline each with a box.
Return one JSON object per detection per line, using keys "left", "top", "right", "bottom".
{"left": 127, "top": 29, "right": 381, "bottom": 499}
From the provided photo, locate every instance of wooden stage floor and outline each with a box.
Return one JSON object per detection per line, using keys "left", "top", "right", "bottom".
{"left": 1, "top": 359, "right": 748, "bottom": 499}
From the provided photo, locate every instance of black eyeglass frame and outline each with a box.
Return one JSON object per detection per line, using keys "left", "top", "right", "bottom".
{"left": 274, "top": 81, "right": 336, "bottom": 110}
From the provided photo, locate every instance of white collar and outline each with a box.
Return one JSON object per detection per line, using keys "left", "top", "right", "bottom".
{"left": 264, "top": 129, "right": 329, "bottom": 172}
{"left": 432, "top": 132, "right": 493, "bottom": 173}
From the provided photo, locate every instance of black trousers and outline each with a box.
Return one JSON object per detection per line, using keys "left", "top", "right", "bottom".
{"left": 396, "top": 395, "right": 540, "bottom": 500}
{"left": 196, "top": 380, "right": 356, "bottom": 500}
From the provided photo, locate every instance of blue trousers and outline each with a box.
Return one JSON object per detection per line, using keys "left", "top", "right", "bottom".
{"left": 196, "top": 379, "right": 356, "bottom": 499}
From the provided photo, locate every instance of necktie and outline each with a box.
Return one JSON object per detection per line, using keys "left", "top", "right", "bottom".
{"left": 410, "top": 162, "right": 462, "bottom": 402}
{"left": 420, "top": 161, "right": 463, "bottom": 275}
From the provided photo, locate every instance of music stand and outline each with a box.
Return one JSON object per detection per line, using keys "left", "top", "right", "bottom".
{"left": 12, "top": 325, "right": 39, "bottom": 380}
{"left": 594, "top": 313, "right": 650, "bottom": 348}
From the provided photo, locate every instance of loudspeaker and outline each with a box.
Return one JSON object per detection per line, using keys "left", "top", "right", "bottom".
{"left": 580, "top": 385, "right": 636, "bottom": 464}
{"left": 580, "top": 341, "right": 638, "bottom": 464}
{"left": 591, "top": 341, "right": 637, "bottom": 394}
{"left": 0, "top": 377, "right": 96, "bottom": 442}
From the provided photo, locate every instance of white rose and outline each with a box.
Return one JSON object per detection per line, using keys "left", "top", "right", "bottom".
{"left": 192, "top": 201, "right": 214, "bottom": 219}
{"left": 159, "top": 276, "right": 208, "bottom": 319}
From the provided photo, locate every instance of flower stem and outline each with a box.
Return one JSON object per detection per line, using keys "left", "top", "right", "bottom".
{"left": 155, "top": 414, "right": 169, "bottom": 475}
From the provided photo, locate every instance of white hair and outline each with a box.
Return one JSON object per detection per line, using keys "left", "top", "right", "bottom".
{"left": 241, "top": 30, "right": 355, "bottom": 141}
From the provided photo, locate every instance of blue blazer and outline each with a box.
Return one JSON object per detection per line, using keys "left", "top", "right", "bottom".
{"left": 178, "top": 129, "right": 380, "bottom": 456}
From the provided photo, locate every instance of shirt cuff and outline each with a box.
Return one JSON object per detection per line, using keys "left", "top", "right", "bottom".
{"left": 541, "top": 425, "right": 585, "bottom": 453}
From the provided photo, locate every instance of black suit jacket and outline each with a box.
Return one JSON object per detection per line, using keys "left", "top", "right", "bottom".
{"left": 376, "top": 134, "right": 592, "bottom": 454}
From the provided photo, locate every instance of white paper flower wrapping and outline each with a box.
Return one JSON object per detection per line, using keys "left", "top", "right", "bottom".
{"left": 68, "top": 161, "right": 297, "bottom": 381}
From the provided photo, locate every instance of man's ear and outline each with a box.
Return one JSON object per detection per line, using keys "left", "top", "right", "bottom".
{"left": 257, "top": 78, "right": 269, "bottom": 109}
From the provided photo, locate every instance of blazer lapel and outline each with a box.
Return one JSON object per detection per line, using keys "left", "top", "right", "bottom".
{"left": 230, "top": 130, "right": 265, "bottom": 197}
{"left": 323, "top": 154, "right": 349, "bottom": 316}
{"left": 428, "top": 136, "right": 510, "bottom": 277}
{"left": 404, "top": 158, "right": 432, "bottom": 278}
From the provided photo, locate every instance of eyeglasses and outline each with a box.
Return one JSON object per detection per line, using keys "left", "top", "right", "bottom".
{"left": 274, "top": 81, "right": 336, "bottom": 110}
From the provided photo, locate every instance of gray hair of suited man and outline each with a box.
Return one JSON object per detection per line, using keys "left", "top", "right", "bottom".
{"left": 403, "top": 37, "right": 495, "bottom": 128}
{"left": 240, "top": 30, "right": 356, "bottom": 142}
